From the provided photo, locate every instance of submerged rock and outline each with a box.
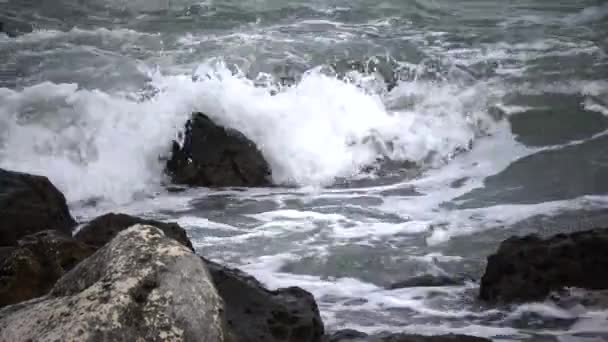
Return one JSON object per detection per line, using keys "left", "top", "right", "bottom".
{"left": 0, "top": 230, "right": 94, "bottom": 308}
{"left": 204, "top": 258, "right": 324, "bottom": 342}
{"left": 75, "top": 212, "right": 194, "bottom": 251}
{"left": 480, "top": 228, "right": 608, "bottom": 303}
{"left": 166, "top": 112, "right": 272, "bottom": 187}
{"left": 0, "top": 225, "right": 226, "bottom": 342}
{"left": 0, "top": 18, "right": 33, "bottom": 38}
{"left": 330, "top": 57, "right": 399, "bottom": 92}
{"left": 388, "top": 274, "right": 468, "bottom": 289}
{"left": 324, "top": 330, "right": 491, "bottom": 342}
{"left": 0, "top": 168, "right": 76, "bottom": 247}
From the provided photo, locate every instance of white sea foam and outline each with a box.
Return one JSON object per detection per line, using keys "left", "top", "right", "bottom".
{"left": 0, "top": 81, "right": 193, "bottom": 203}
{"left": 564, "top": 3, "right": 608, "bottom": 25}
{"left": 249, "top": 209, "right": 348, "bottom": 222}
{"left": 175, "top": 216, "right": 241, "bottom": 231}
{"left": 0, "top": 60, "right": 499, "bottom": 204}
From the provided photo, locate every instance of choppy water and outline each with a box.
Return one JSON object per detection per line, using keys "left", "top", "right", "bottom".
{"left": 2, "top": 0, "right": 608, "bottom": 340}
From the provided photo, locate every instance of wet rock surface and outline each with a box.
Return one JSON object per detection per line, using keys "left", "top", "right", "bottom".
{"left": 0, "top": 225, "right": 226, "bottom": 342}
{"left": 204, "top": 258, "right": 324, "bottom": 342}
{"left": 0, "top": 168, "right": 76, "bottom": 247}
{"left": 166, "top": 112, "right": 272, "bottom": 187}
{"left": 480, "top": 228, "right": 608, "bottom": 302}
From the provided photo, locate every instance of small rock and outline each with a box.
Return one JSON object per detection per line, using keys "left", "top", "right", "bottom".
{"left": 166, "top": 112, "right": 272, "bottom": 187}
{"left": 0, "top": 168, "right": 76, "bottom": 246}
{"left": 480, "top": 228, "right": 608, "bottom": 303}
{"left": 0, "top": 225, "right": 226, "bottom": 342}
{"left": 75, "top": 212, "right": 194, "bottom": 251}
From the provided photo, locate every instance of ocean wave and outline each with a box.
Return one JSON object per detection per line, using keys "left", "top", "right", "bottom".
{"left": 0, "top": 60, "right": 500, "bottom": 203}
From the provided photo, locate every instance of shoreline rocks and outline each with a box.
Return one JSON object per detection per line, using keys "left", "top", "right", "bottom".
{"left": 0, "top": 225, "right": 226, "bottom": 342}
{"left": 78, "top": 212, "right": 324, "bottom": 342}
{"left": 166, "top": 112, "right": 272, "bottom": 187}
{"left": 480, "top": 228, "right": 608, "bottom": 303}
{"left": 0, "top": 168, "right": 76, "bottom": 247}
{"left": 0, "top": 168, "right": 493, "bottom": 341}
{"left": 0, "top": 230, "right": 94, "bottom": 308}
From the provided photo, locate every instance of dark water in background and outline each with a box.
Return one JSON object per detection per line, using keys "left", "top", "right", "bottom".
{"left": 2, "top": 0, "right": 608, "bottom": 340}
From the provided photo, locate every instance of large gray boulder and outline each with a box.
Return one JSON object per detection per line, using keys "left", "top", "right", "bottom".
{"left": 0, "top": 168, "right": 76, "bottom": 247}
{"left": 0, "top": 225, "right": 226, "bottom": 342}
{"left": 166, "top": 112, "right": 272, "bottom": 187}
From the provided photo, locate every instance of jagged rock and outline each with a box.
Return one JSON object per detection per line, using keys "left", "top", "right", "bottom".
{"left": 480, "top": 228, "right": 608, "bottom": 302}
{"left": 166, "top": 112, "right": 272, "bottom": 187}
{"left": 388, "top": 274, "right": 467, "bottom": 289}
{"left": 0, "top": 225, "right": 226, "bottom": 342}
{"left": 0, "top": 168, "right": 76, "bottom": 247}
{"left": 324, "top": 330, "right": 491, "bottom": 342}
{"left": 204, "top": 258, "right": 324, "bottom": 342}
{"left": 75, "top": 212, "right": 194, "bottom": 251}
{"left": 0, "top": 230, "right": 94, "bottom": 308}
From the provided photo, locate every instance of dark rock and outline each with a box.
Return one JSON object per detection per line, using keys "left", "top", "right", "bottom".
{"left": 0, "top": 230, "right": 94, "bottom": 308}
{"left": 0, "top": 21, "right": 16, "bottom": 38}
{"left": 0, "top": 168, "right": 76, "bottom": 247}
{"left": 166, "top": 112, "right": 272, "bottom": 187}
{"left": 0, "top": 225, "right": 226, "bottom": 342}
{"left": 0, "top": 17, "right": 33, "bottom": 37}
{"left": 324, "top": 330, "right": 491, "bottom": 342}
{"left": 388, "top": 274, "right": 467, "bottom": 289}
{"left": 0, "top": 247, "right": 15, "bottom": 264}
{"left": 204, "top": 257, "right": 324, "bottom": 342}
{"left": 75, "top": 212, "right": 194, "bottom": 251}
{"left": 480, "top": 228, "right": 608, "bottom": 303}
{"left": 330, "top": 57, "right": 399, "bottom": 92}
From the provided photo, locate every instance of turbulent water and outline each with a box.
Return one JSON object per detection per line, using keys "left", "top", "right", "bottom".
{"left": 2, "top": 0, "right": 608, "bottom": 340}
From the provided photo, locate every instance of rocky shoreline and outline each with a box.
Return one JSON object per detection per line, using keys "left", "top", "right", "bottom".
{"left": 2, "top": 114, "right": 607, "bottom": 341}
